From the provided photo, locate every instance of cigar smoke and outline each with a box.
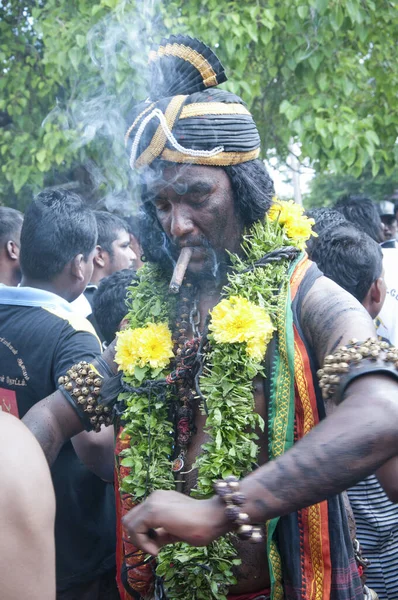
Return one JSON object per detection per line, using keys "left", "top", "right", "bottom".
{"left": 169, "top": 247, "right": 193, "bottom": 293}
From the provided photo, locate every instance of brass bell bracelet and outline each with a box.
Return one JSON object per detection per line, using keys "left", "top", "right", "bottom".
{"left": 317, "top": 338, "right": 398, "bottom": 402}
{"left": 58, "top": 360, "right": 113, "bottom": 432}
{"left": 214, "top": 476, "right": 263, "bottom": 543}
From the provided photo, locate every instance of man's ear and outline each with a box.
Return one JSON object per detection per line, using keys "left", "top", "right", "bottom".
{"left": 371, "top": 278, "right": 383, "bottom": 304}
{"left": 93, "top": 245, "right": 106, "bottom": 268}
{"left": 119, "top": 317, "right": 129, "bottom": 331}
{"left": 6, "top": 240, "right": 19, "bottom": 261}
{"left": 70, "top": 254, "right": 85, "bottom": 281}
{"left": 364, "top": 278, "right": 385, "bottom": 319}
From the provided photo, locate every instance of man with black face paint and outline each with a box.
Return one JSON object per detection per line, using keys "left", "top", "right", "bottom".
{"left": 23, "top": 37, "right": 398, "bottom": 600}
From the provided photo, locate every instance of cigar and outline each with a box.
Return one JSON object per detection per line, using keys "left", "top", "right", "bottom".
{"left": 169, "top": 247, "right": 193, "bottom": 294}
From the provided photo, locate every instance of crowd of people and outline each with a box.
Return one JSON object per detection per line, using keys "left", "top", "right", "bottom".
{"left": 1, "top": 35, "right": 398, "bottom": 600}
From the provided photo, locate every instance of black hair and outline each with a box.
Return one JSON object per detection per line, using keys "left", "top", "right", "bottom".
{"left": 305, "top": 208, "right": 348, "bottom": 258}
{"left": 334, "top": 194, "right": 383, "bottom": 243}
{"left": 94, "top": 211, "right": 129, "bottom": 257}
{"left": 0, "top": 207, "right": 23, "bottom": 246}
{"left": 92, "top": 268, "right": 136, "bottom": 345}
{"left": 139, "top": 159, "right": 274, "bottom": 268}
{"left": 310, "top": 224, "right": 383, "bottom": 303}
{"left": 20, "top": 189, "right": 97, "bottom": 281}
{"left": 122, "top": 215, "right": 142, "bottom": 243}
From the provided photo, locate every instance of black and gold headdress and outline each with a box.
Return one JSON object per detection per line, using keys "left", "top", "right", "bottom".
{"left": 125, "top": 35, "right": 261, "bottom": 169}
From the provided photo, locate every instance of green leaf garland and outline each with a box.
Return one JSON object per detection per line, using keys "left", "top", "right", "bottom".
{"left": 116, "top": 210, "right": 311, "bottom": 599}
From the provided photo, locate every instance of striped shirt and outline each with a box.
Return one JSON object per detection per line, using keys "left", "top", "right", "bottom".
{"left": 348, "top": 475, "right": 398, "bottom": 598}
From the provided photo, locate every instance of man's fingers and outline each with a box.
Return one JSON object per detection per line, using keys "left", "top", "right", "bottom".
{"left": 133, "top": 532, "right": 161, "bottom": 556}
{"left": 150, "top": 527, "right": 182, "bottom": 547}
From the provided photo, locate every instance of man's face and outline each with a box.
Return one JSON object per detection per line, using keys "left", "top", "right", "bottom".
{"left": 109, "top": 229, "right": 136, "bottom": 274}
{"left": 146, "top": 164, "right": 243, "bottom": 278}
{"left": 381, "top": 215, "right": 397, "bottom": 240}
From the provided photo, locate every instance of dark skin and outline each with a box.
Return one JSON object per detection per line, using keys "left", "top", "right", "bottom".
{"left": 22, "top": 164, "right": 398, "bottom": 593}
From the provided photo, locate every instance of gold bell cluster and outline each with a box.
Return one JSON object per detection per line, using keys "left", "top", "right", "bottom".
{"left": 58, "top": 361, "right": 112, "bottom": 432}
{"left": 317, "top": 338, "right": 398, "bottom": 401}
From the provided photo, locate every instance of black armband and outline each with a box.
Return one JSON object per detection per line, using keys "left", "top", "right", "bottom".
{"left": 317, "top": 338, "right": 398, "bottom": 404}
{"left": 58, "top": 360, "right": 116, "bottom": 432}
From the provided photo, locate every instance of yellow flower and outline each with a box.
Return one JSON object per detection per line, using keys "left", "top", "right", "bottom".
{"left": 268, "top": 199, "right": 317, "bottom": 249}
{"left": 210, "top": 296, "right": 275, "bottom": 361}
{"left": 115, "top": 322, "right": 174, "bottom": 374}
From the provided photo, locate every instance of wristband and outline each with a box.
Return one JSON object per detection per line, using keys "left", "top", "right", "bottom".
{"left": 214, "top": 475, "right": 263, "bottom": 543}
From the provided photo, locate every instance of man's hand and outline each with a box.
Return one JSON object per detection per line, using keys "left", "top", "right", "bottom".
{"left": 122, "top": 491, "right": 230, "bottom": 555}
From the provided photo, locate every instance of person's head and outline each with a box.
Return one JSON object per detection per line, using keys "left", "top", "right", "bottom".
{"left": 139, "top": 160, "right": 274, "bottom": 279}
{"left": 305, "top": 207, "right": 348, "bottom": 258}
{"left": 20, "top": 189, "right": 97, "bottom": 301}
{"left": 378, "top": 201, "right": 397, "bottom": 241}
{"left": 310, "top": 224, "right": 386, "bottom": 319}
{"left": 122, "top": 215, "right": 144, "bottom": 270}
{"left": 92, "top": 212, "right": 136, "bottom": 284}
{"left": 334, "top": 194, "right": 384, "bottom": 243}
{"left": 125, "top": 36, "right": 273, "bottom": 283}
{"left": 394, "top": 201, "right": 398, "bottom": 223}
{"left": 92, "top": 268, "right": 136, "bottom": 345}
{"left": 0, "top": 207, "right": 24, "bottom": 286}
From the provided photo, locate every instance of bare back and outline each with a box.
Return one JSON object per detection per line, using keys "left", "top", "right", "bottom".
{"left": 0, "top": 412, "right": 55, "bottom": 600}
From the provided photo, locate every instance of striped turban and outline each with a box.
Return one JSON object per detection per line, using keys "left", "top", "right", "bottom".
{"left": 125, "top": 35, "right": 261, "bottom": 169}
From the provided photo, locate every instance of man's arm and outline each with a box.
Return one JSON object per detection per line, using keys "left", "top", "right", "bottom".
{"left": 122, "top": 278, "right": 398, "bottom": 553}
{"left": 23, "top": 341, "right": 117, "bottom": 466}
{"left": 376, "top": 459, "right": 398, "bottom": 502}
{"left": 300, "top": 275, "right": 377, "bottom": 365}
{"left": 0, "top": 413, "right": 56, "bottom": 600}
{"left": 72, "top": 427, "right": 115, "bottom": 481}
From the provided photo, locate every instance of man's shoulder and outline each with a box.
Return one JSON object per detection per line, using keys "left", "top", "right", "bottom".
{"left": 43, "top": 305, "right": 99, "bottom": 340}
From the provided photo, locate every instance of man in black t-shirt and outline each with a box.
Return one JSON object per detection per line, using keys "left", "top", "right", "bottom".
{"left": 0, "top": 190, "right": 118, "bottom": 599}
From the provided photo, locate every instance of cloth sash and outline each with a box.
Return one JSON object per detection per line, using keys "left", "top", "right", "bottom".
{"left": 265, "top": 254, "right": 363, "bottom": 600}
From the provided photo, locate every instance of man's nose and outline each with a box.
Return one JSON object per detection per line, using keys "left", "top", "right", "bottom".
{"left": 170, "top": 205, "right": 194, "bottom": 239}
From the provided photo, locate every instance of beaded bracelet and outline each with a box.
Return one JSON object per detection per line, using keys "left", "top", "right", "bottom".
{"left": 317, "top": 338, "right": 398, "bottom": 402}
{"left": 214, "top": 476, "right": 263, "bottom": 543}
{"left": 58, "top": 361, "right": 112, "bottom": 432}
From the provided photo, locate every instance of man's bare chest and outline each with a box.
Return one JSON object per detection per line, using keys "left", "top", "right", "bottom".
{"left": 180, "top": 375, "right": 271, "bottom": 594}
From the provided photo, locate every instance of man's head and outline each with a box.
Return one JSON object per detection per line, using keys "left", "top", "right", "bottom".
{"left": 305, "top": 207, "right": 348, "bottom": 258}
{"left": 92, "top": 212, "right": 136, "bottom": 285}
{"left": 92, "top": 268, "right": 136, "bottom": 345}
{"left": 378, "top": 201, "right": 397, "bottom": 242}
{"left": 0, "top": 207, "right": 23, "bottom": 286}
{"left": 310, "top": 224, "right": 386, "bottom": 319}
{"left": 139, "top": 160, "right": 274, "bottom": 279}
{"left": 125, "top": 36, "right": 273, "bottom": 281}
{"left": 119, "top": 215, "right": 143, "bottom": 270}
{"left": 20, "top": 189, "right": 97, "bottom": 301}
{"left": 334, "top": 194, "right": 384, "bottom": 243}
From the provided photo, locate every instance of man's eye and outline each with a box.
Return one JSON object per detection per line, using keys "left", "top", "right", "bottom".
{"left": 190, "top": 195, "right": 209, "bottom": 206}
{"left": 155, "top": 200, "right": 170, "bottom": 212}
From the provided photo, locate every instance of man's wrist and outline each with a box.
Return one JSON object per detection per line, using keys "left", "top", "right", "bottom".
{"left": 207, "top": 495, "right": 233, "bottom": 537}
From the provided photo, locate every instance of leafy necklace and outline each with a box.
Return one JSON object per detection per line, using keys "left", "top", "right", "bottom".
{"left": 115, "top": 201, "right": 316, "bottom": 600}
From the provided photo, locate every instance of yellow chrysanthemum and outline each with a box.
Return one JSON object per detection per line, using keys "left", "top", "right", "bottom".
{"left": 268, "top": 199, "right": 317, "bottom": 249}
{"left": 115, "top": 322, "right": 174, "bottom": 374}
{"left": 210, "top": 296, "right": 275, "bottom": 361}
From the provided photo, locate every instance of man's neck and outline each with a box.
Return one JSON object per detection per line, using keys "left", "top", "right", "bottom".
{"left": 0, "top": 259, "right": 20, "bottom": 287}
{"left": 20, "top": 277, "right": 70, "bottom": 302}
{"left": 90, "top": 269, "right": 106, "bottom": 286}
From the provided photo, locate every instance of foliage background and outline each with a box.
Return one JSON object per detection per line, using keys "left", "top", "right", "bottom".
{"left": 1, "top": 0, "right": 397, "bottom": 211}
